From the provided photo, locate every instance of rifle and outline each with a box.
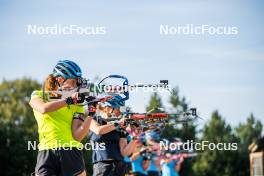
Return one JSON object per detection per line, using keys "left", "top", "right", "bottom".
{"left": 105, "top": 108, "right": 200, "bottom": 124}
{"left": 46, "top": 75, "right": 170, "bottom": 102}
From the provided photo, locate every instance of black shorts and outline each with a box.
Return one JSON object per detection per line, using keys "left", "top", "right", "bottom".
{"left": 93, "top": 160, "right": 127, "bottom": 176}
{"left": 35, "top": 148, "right": 85, "bottom": 176}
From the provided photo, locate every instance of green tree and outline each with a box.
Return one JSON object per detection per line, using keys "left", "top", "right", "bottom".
{"left": 168, "top": 87, "right": 196, "bottom": 140}
{"left": 168, "top": 88, "right": 196, "bottom": 176}
{"left": 235, "top": 113, "right": 263, "bottom": 175}
{"left": 236, "top": 113, "right": 262, "bottom": 150}
{"left": 146, "top": 92, "right": 163, "bottom": 113}
{"left": 192, "top": 111, "right": 240, "bottom": 176}
{"left": 169, "top": 87, "right": 188, "bottom": 112}
{"left": 0, "top": 78, "right": 40, "bottom": 176}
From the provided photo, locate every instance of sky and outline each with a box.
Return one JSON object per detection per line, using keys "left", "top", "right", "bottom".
{"left": 0, "top": 0, "right": 263, "bottom": 128}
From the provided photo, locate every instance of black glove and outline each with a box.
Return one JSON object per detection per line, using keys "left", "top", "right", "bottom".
{"left": 114, "top": 122, "right": 121, "bottom": 132}
{"left": 119, "top": 128, "right": 129, "bottom": 138}
{"left": 65, "top": 97, "right": 74, "bottom": 105}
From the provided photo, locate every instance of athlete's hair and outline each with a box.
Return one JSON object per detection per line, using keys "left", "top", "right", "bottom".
{"left": 44, "top": 74, "right": 58, "bottom": 91}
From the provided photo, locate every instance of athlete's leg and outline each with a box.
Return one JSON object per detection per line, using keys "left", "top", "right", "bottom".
{"left": 78, "top": 170, "right": 87, "bottom": 176}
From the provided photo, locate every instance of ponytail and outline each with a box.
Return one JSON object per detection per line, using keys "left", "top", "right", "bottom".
{"left": 44, "top": 74, "right": 58, "bottom": 91}
{"left": 42, "top": 74, "right": 59, "bottom": 100}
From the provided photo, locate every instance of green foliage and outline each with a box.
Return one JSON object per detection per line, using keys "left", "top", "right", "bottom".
{"left": 0, "top": 123, "right": 38, "bottom": 176}
{"left": 0, "top": 78, "right": 41, "bottom": 175}
{"left": 168, "top": 87, "right": 196, "bottom": 140}
{"left": 192, "top": 111, "right": 240, "bottom": 176}
{"left": 234, "top": 113, "right": 263, "bottom": 175}
{"left": 169, "top": 87, "right": 188, "bottom": 112}
{"left": 0, "top": 78, "right": 40, "bottom": 129}
{"left": 235, "top": 113, "right": 262, "bottom": 150}
{"left": 146, "top": 92, "right": 163, "bottom": 113}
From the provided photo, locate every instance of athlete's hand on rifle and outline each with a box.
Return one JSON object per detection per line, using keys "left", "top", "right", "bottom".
{"left": 115, "top": 118, "right": 126, "bottom": 131}
{"left": 65, "top": 92, "right": 80, "bottom": 105}
{"left": 119, "top": 118, "right": 125, "bottom": 128}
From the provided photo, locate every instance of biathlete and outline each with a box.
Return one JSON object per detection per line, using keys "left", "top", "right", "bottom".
{"left": 88, "top": 95, "right": 137, "bottom": 176}
{"left": 30, "top": 60, "right": 121, "bottom": 176}
{"left": 160, "top": 154, "right": 183, "bottom": 176}
{"left": 30, "top": 60, "right": 87, "bottom": 176}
